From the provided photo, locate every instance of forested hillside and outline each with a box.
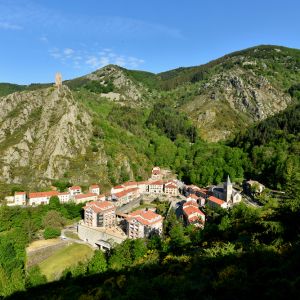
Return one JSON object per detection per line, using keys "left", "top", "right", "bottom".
{"left": 231, "top": 103, "right": 300, "bottom": 190}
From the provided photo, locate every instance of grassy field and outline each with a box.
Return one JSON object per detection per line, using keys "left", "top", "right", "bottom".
{"left": 39, "top": 243, "right": 94, "bottom": 281}
{"left": 64, "top": 230, "right": 80, "bottom": 240}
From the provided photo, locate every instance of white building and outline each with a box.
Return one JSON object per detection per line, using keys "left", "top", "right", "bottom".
{"left": 126, "top": 209, "right": 163, "bottom": 239}
{"left": 164, "top": 181, "right": 178, "bottom": 196}
{"left": 112, "top": 188, "right": 140, "bottom": 207}
{"left": 74, "top": 193, "right": 98, "bottom": 204}
{"left": 68, "top": 186, "right": 82, "bottom": 197}
{"left": 14, "top": 192, "right": 26, "bottom": 206}
{"left": 89, "top": 184, "right": 100, "bottom": 195}
{"left": 58, "top": 192, "right": 70, "bottom": 204}
{"left": 148, "top": 180, "right": 164, "bottom": 194}
{"left": 182, "top": 201, "right": 205, "bottom": 227}
{"left": 28, "top": 191, "right": 59, "bottom": 206}
{"left": 83, "top": 201, "right": 116, "bottom": 228}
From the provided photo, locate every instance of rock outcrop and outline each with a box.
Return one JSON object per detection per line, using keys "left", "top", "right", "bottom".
{"left": 0, "top": 85, "right": 93, "bottom": 185}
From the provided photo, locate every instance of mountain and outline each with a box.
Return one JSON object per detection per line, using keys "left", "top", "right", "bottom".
{"left": 0, "top": 44, "right": 299, "bottom": 192}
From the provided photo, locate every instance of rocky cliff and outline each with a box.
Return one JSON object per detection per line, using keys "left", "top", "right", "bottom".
{"left": 0, "top": 85, "right": 93, "bottom": 186}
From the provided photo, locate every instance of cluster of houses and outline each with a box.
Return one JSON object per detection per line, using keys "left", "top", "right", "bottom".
{"left": 3, "top": 166, "right": 244, "bottom": 247}
{"left": 5, "top": 184, "right": 102, "bottom": 206}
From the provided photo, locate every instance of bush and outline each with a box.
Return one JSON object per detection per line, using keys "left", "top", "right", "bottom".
{"left": 43, "top": 227, "right": 61, "bottom": 239}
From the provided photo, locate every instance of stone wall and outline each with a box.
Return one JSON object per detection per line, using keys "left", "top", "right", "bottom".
{"left": 77, "top": 223, "right": 126, "bottom": 249}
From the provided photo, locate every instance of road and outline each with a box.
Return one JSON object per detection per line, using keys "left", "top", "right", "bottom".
{"left": 242, "top": 194, "right": 261, "bottom": 207}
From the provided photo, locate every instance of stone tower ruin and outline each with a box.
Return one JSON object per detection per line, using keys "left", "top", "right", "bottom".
{"left": 55, "top": 72, "right": 62, "bottom": 87}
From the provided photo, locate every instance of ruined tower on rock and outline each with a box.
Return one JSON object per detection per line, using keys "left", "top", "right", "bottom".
{"left": 55, "top": 72, "right": 62, "bottom": 87}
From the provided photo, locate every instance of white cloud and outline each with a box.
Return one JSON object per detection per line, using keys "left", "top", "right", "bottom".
{"left": 0, "top": 21, "right": 22, "bottom": 30}
{"left": 49, "top": 46, "right": 144, "bottom": 70}
{"left": 63, "top": 48, "right": 74, "bottom": 56}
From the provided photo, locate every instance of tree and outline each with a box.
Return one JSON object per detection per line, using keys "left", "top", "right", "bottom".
{"left": 49, "top": 196, "right": 60, "bottom": 209}
{"left": 42, "top": 210, "right": 66, "bottom": 229}
{"left": 87, "top": 250, "right": 107, "bottom": 274}
{"left": 26, "top": 266, "right": 46, "bottom": 288}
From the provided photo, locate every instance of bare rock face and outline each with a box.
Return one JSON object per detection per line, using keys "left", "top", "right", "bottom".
{"left": 86, "top": 65, "right": 145, "bottom": 106}
{"left": 183, "top": 65, "right": 292, "bottom": 141}
{"left": 0, "top": 85, "right": 93, "bottom": 185}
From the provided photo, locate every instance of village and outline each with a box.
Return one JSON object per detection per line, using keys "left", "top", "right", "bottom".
{"left": 3, "top": 167, "right": 264, "bottom": 251}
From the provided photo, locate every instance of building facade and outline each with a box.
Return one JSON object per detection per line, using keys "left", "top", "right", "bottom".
{"left": 83, "top": 201, "right": 116, "bottom": 228}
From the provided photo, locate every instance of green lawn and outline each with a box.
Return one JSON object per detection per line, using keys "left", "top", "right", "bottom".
{"left": 39, "top": 243, "right": 94, "bottom": 281}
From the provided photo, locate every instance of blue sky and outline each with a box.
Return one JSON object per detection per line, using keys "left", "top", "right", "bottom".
{"left": 0, "top": 0, "right": 299, "bottom": 84}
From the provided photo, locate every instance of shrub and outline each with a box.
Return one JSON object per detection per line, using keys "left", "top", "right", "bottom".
{"left": 43, "top": 227, "right": 61, "bottom": 239}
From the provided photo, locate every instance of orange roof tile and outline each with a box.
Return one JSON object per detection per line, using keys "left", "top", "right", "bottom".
{"left": 128, "top": 209, "right": 163, "bottom": 226}
{"left": 208, "top": 196, "right": 225, "bottom": 205}
{"left": 15, "top": 192, "right": 26, "bottom": 195}
{"left": 90, "top": 184, "right": 100, "bottom": 188}
{"left": 74, "top": 193, "right": 97, "bottom": 200}
{"left": 149, "top": 180, "right": 164, "bottom": 185}
{"left": 84, "top": 201, "right": 115, "bottom": 213}
{"left": 29, "top": 191, "right": 58, "bottom": 199}
{"left": 114, "top": 187, "right": 139, "bottom": 198}
{"left": 69, "top": 186, "right": 81, "bottom": 190}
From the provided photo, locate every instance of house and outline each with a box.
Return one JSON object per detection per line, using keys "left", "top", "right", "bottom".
{"left": 74, "top": 193, "right": 98, "bottom": 204}
{"left": 123, "top": 181, "right": 138, "bottom": 189}
{"left": 4, "top": 196, "right": 15, "bottom": 206}
{"left": 83, "top": 201, "right": 116, "bottom": 228}
{"left": 148, "top": 180, "right": 164, "bottom": 194}
{"left": 89, "top": 184, "right": 100, "bottom": 195}
{"left": 186, "top": 193, "right": 199, "bottom": 202}
{"left": 151, "top": 166, "right": 162, "bottom": 180}
{"left": 14, "top": 192, "right": 26, "bottom": 206}
{"left": 111, "top": 185, "right": 125, "bottom": 194}
{"left": 187, "top": 193, "right": 206, "bottom": 206}
{"left": 97, "top": 194, "right": 106, "bottom": 202}
{"left": 182, "top": 201, "right": 205, "bottom": 227}
{"left": 206, "top": 196, "right": 228, "bottom": 209}
{"left": 164, "top": 181, "right": 178, "bottom": 196}
{"left": 68, "top": 186, "right": 82, "bottom": 197}
{"left": 28, "top": 191, "right": 59, "bottom": 206}
{"left": 210, "top": 176, "right": 242, "bottom": 207}
{"left": 58, "top": 192, "right": 70, "bottom": 204}
{"left": 126, "top": 209, "right": 163, "bottom": 239}
{"left": 137, "top": 181, "right": 150, "bottom": 194}
{"left": 112, "top": 188, "right": 140, "bottom": 207}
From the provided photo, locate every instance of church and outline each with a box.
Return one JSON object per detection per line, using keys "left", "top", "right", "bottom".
{"left": 210, "top": 176, "right": 242, "bottom": 206}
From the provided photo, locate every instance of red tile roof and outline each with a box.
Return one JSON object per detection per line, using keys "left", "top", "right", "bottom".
{"left": 90, "top": 184, "right": 100, "bottom": 189}
{"left": 74, "top": 193, "right": 97, "bottom": 200}
{"left": 15, "top": 192, "right": 26, "bottom": 195}
{"left": 69, "top": 186, "right": 81, "bottom": 190}
{"left": 183, "top": 200, "right": 198, "bottom": 208}
{"left": 165, "top": 183, "right": 177, "bottom": 189}
{"left": 29, "top": 191, "right": 58, "bottom": 199}
{"left": 149, "top": 180, "right": 164, "bottom": 186}
{"left": 58, "top": 192, "right": 69, "bottom": 195}
{"left": 84, "top": 201, "right": 115, "bottom": 213}
{"left": 123, "top": 181, "right": 138, "bottom": 187}
{"left": 128, "top": 209, "right": 163, "bottom": 226}
{"left": 208, "top": 196, "right": 225, "bottom": 205}
{"left": 187, "top": 194, "right": 199, "bottom": 200}
{"left": 114, "top": 187, "right": 139, "bottom": 198}
{"left": 113, "top": 185, "right": 124, "bottom": 189}
{"left": 183, "top": 205, "right": 204, "bottom": 216}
